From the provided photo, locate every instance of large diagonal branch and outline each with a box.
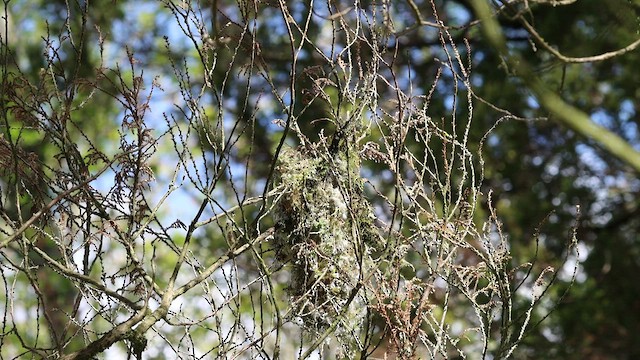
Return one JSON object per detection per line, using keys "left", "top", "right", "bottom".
{"left": 59, "top": 310, "right": 146, "bottom": 360}
{"left": 470, "top": 0, "right": 640, "bottom": 173}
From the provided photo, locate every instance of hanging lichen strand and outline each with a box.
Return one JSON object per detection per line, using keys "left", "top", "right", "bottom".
{"left": 273, "top": 134, "right": 382, "bottom": 347}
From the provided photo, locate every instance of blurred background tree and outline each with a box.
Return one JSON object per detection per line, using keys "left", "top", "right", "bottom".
{"left": 1, "top": 0, "right": 638, "bottom": 358}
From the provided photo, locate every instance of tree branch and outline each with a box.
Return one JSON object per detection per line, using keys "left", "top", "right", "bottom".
{"left": 470, "top": 0, "right": 640, "bottom": 173}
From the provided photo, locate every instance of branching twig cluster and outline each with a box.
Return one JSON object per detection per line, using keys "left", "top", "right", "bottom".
{"left": 0, "top": 1, "right": 580, "bottom": 359}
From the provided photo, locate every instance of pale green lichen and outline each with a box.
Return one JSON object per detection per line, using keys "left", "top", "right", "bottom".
{"left": 273, "top": 144, "right": 383, "bottom": 356}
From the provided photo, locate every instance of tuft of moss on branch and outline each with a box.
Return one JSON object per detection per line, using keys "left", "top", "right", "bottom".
{"left": 272, "top": 143, "right": 383, "bottom": 356}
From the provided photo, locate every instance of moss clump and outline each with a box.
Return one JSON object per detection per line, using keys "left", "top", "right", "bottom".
{"left": 273, "top": 145, "right": 382, "bottom": 350}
